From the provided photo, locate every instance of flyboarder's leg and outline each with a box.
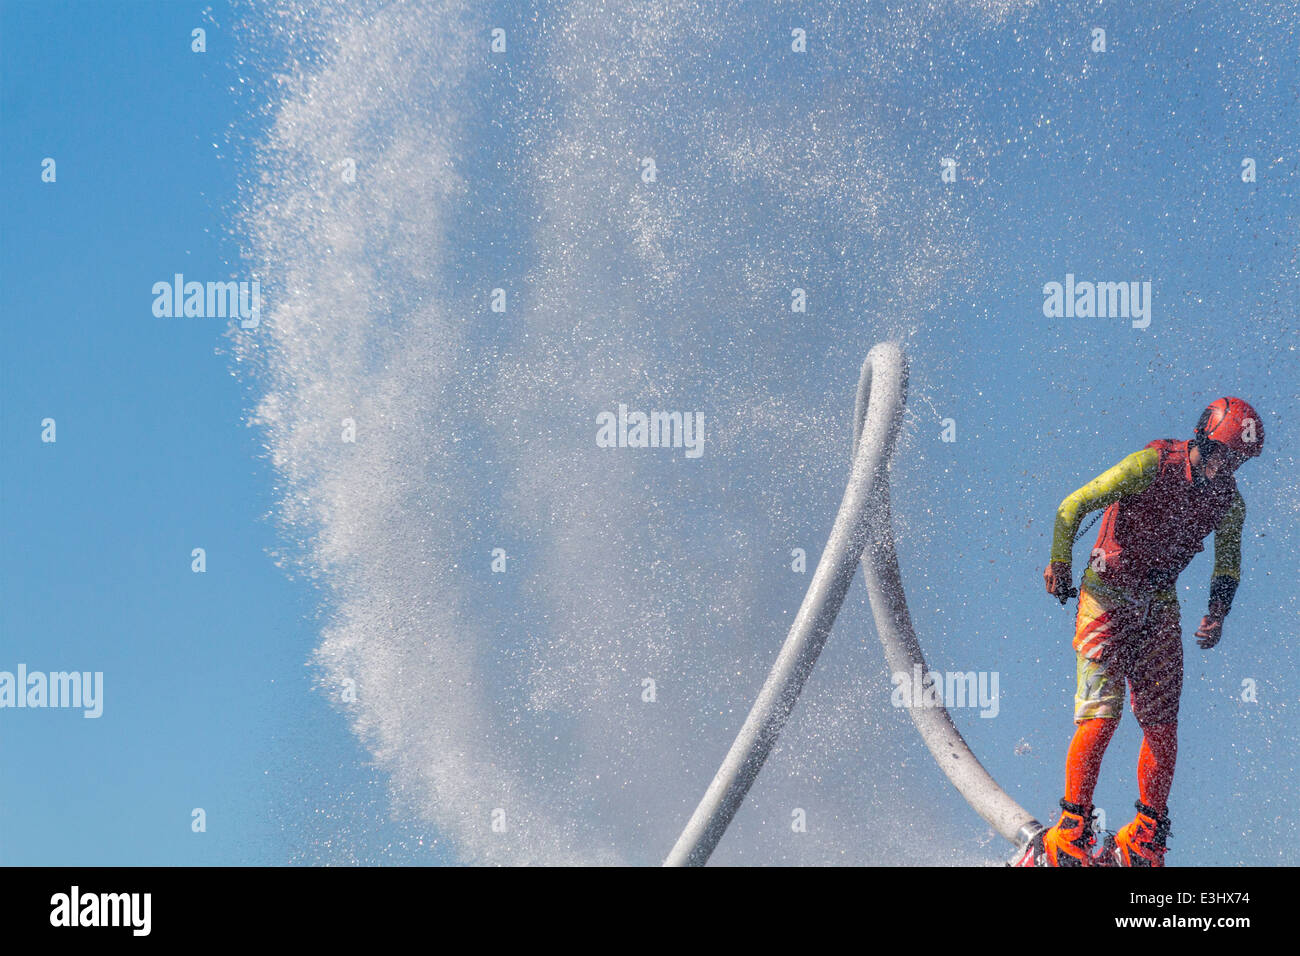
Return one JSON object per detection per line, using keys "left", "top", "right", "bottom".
{"left": 1113, "top": 597, "right": 1181, "bottom": 866}
{"left": 1065, "top": 716, "right": 1119, "bottom": 807}
{"left": 1136, "top": 722, "right": 1178, "bottom": 811}
{"left": 1037, "top": 585, "right": 1133, "bottom": 866}
{"left": 1035, "top": 717, "right": 1119, "bottom": 866}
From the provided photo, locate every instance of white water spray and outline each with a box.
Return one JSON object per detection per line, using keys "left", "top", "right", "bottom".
{"left": 234, "top": 0, "right": 1038, "bottom": 865}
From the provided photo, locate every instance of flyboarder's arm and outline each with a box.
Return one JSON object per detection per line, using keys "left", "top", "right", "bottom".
{"left": 1196, "top": 490, "right": 1244, "bottom": 649}
{"left": 1208, "top": 491, "right": 1245, "bottom": 616}
{"left": 1049, "top": 447, "right": 1159, "bottom": 565}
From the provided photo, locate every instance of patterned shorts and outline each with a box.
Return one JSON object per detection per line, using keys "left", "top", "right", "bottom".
{"left": 1072, "top": 582, "right": 1182, "bottom": 725}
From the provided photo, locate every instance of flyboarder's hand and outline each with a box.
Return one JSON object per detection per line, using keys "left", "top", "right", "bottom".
{"left": 1195, "top": 613, "right": 1225, "bottom": 649}
{"left": 1043, "top": 561, "right": 1076, "bottom": 604}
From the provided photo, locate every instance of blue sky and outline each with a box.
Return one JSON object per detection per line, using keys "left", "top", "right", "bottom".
{"left": 2, "top": 0, "right": 1296, "bottom": 866}
{"left": 1, "top": 0, "right": 450, "bottom": 865}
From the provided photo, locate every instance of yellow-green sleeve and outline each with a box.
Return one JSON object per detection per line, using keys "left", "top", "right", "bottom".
{"left": 1212, "top": 491, "right": 1245, "bottom": 581}
{"left": 1049, "top": 448, "right": 1159, "bottom": 564}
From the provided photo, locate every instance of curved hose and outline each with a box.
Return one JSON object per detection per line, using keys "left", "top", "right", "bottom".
{"left": 664, "top": 342, "right": 1041, "bottom": 866}
{"left": 851, "top": 354, "right": 1042, "bottom": 855}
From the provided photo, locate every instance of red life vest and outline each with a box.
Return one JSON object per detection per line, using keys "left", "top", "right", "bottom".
{"left": 1090, "top": 439, "right": 1238, "bottom": 595}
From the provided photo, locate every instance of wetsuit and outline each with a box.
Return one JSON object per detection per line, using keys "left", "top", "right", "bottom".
{"left": 1052, "top": 441, "right": 1243, "bottom": 615}
{"left": 1049, "top": 439, "right": 1244, "bottom": 812}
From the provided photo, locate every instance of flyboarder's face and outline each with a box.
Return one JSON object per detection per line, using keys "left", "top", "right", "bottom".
{"left": 1191, "top": 441, "right": 1245, "bottom": 481}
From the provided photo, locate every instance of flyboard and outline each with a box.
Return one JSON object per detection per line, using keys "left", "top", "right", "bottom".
{"left": 664, "top": 342, "right": 1045, "bottom": 867}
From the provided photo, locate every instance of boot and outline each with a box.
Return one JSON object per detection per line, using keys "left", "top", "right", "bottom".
{"left": 1111, "top": 801, "right": 1171, "bottom": 867}
{"left": 1037, "top": 798, "right": 1097, "bottom": 867}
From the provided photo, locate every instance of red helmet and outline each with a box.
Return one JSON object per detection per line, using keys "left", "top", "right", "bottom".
{"left": 1195, "top": 397, "right": 1264, "bottom": 458}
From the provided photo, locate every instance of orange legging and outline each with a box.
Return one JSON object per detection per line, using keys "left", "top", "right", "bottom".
{"left": 1065, "top": 718, "right": 1178, "bottom": 812}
